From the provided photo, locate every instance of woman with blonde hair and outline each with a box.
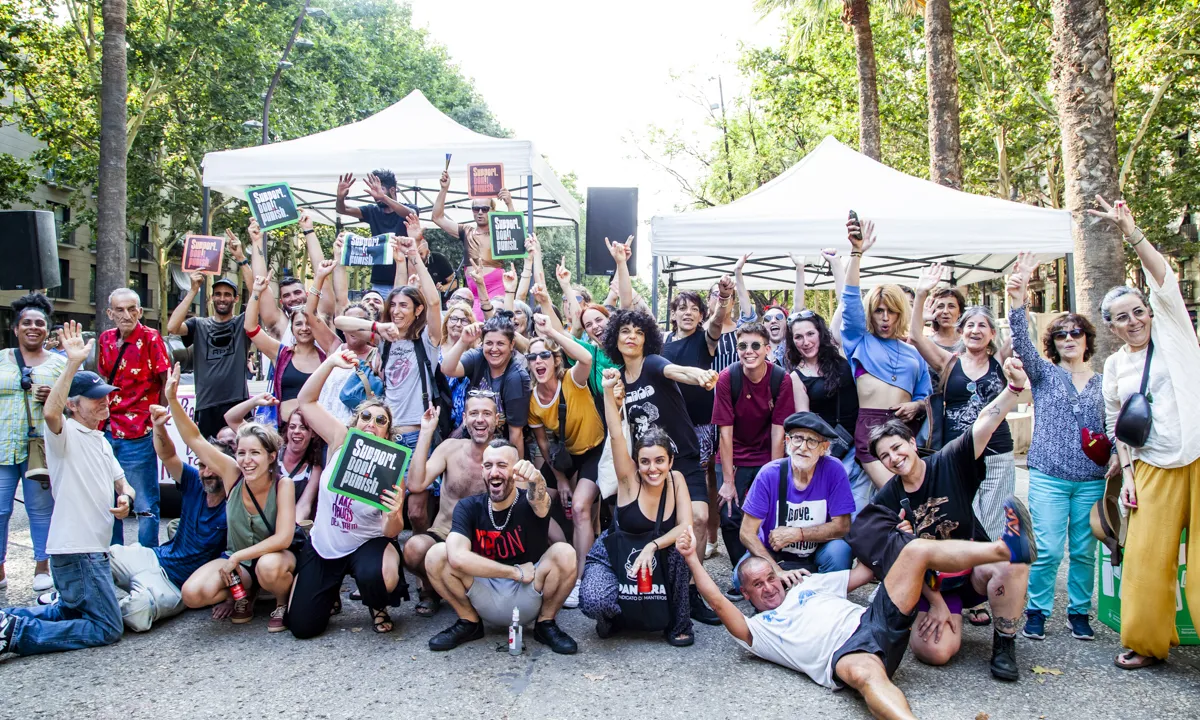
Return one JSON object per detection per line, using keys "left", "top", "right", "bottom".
{"left": 841, "top": 217, "right": 932, "bottom": 488}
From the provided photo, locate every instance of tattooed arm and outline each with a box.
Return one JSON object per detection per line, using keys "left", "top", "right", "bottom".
{"left": 513, "top": 459, "right": 551, "bottom": 518}
{"left": 970, "top": 357, "right": 1027, "bottom": 460}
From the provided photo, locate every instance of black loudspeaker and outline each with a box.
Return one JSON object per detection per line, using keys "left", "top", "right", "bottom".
{"left": 585, "top": 187, "right": 638, "bottom": 276}
{"left": 0, "top": 210, "right": 59, "bottom": 291}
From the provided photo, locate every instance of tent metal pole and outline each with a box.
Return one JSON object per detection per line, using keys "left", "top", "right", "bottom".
{"left": 526, "top": 175, "right": 534, "bottom": 233}
{"left": 1065, "top": 253, "right": 1076, "bottom": 312}
{"left": 573, "top": 220, "right": 580, "bottom": 279}
{"left": 651, "top": 255, "right": 659, "bottom": 320}
{"left": 200, "top": 186, "right": 210, "bottom": 318}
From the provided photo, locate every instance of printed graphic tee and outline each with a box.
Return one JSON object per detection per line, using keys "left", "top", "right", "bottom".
{"left": 741, "top": 457, "right": 854, "bottom": 560}
{"left": 451, "top": 489, "right": 550, "bottom": 566}
{"left": 311, "top": 464, "right": 385, "bottom": 559}
{"left": 872, "top": 432, "right": 990, "bottom": 542}
{"left": 622, "top": 354, "right": 700, "bottom": 459}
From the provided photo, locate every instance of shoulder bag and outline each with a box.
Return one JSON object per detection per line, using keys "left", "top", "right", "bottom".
{"left": 1053, "top": 367, "right": 1112, "bottom": 466}
{"left": 1114, "top": 341, "right": 1154, "bottom": 448}
{"left": 13, "top": 349, "right": 49, "bottom": 481}
{"left": 244, "top": 478, "right": 307, "bottom": 555}
{"left": 603, "top": 474, "right": 673, "bottom": 632}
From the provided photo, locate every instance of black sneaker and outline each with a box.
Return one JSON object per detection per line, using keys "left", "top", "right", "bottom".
{"left": 428, "top": 619, "right": 484, "bottom": 651}
{"left": 596, "top": 613, "right": 620, "bottom": 639}
{"left": 1068, "top": 613, "right": 1095, "bottom": 641}
{"left": 690, "top": 585, "right": 721, "bottom": 626}
{"left": 724, "top": 585, "right": 744, "bottom": 602}
{"left": 1022, "top": 611, "right": 1046, "bottom": 640}
{"left": 990, "top": 630, "right": 1019, "bottom": 681}
{"left": 533, "top": 619, "right": 578, "bottom": 654}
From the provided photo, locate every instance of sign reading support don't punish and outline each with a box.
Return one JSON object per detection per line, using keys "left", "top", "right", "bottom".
{"left": 328, "top": 429, "right": 412, "bottom": 511}
{"left": 488, "top": 212, "right": 527, "bottom": 261}
{"left": 182, "top": 234, "right": 225, "bottom": 274}
{"left": 467, "top": 162, "right": 505, "bottom": 199}
{"left": 245, "top": 182, "right": 300, "bottom": 231}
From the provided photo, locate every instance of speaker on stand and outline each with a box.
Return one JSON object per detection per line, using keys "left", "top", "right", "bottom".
{"left": 585, "top": 188, "right": 638, "bottom": 277}
{"left": 0, "top": 210, "right": 60, "bottom": 291}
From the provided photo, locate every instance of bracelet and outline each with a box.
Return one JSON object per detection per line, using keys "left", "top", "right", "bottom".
{"left": 1127, "top": 229, "right": 1146, "bottom": 247}
{"left": 1122, "top": 463, "right": 1133, "bottom": 469}
{"left": 850, "top": 251, "right": 863, "bottom": 257}
{"left": 237, "top": 258, "right": 251, "bottom": 267}
{"left": 798, "top": 527, "right": 805, "bottom": 543}
{"left": 372, "top": 322, "right": 378, "bottom": 335}
{"left": 516, "top": 566, "right": 526, "bottom": 583}
{"left": 1008, "top": 383, "right": 1025, "bottom": 394}
{"left": 651, "top": 540, "right": 659, "bottom": 552}
{"left": 307, "top": 287, "right": 323, "bottom": 298}
{"left": 246, "top": 325, "right": 261, "bottom": 338}
{"left": 303, "top": 229, "right": 316, "bottom": 235}
{"left": 480, "top": 303, "right": 494, "bottom": 311}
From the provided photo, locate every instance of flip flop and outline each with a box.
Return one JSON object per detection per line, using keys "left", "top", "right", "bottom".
{"left": 1115, "top": 649, "right": 1162, "bottom": 670}
{"left": 666, "top": 631, "right": 694, "bottom": 647}
{"left": 415, "top": 592, "right": 441, "bottom": 618}
{"left": 965, "top": 605, "right": 992, "bottom": 626}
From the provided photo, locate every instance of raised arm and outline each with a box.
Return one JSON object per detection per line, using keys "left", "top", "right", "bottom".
{"left": 243, "top": 220, "right": 281, "bottom": 330}
{"left": 305, "top": 260, "right": 341, "bottom": 355}
{"left": 513, "top": 459, "right": 551, "bottom": 518}
{"left": 407, "top": 407, "right": 448, "bottom": 494}
{"left": 530, "top": 283, "right": 568, "bottom": 336}
{"left": 296, "top": 212, "right": 336, "bottom": 318}
{"left": 532, "top": 313, "right": 592, "bottom": 387}
{"left": 678, "top": 526, "right": 751, "bottom": 644}
{"left": 823, "top": 248, "right": 847, "bottom": 346}
{"left": 466, "top": 259, "right": 496, "bottom": 319}
{"left": 44, "top": 321, "right": 90, "bottom": 436}
{"left": 844, "top": 216, "right": 875, "bottom": 288}
{"left": 970, "top": 357, "right": 1026, "bottom": 458}
{"left": 601, "top": 370, "right": 637, "bottom": 487}
{"left": 334, "top": 173, "right": 364, "bottom": 221}
{"left": 148, "top": 404, "right": 185, "bottom": 483}
{"left": 789, "top": 253, "right": 806, "bottom": 313}
{"left": 704, "top": 275, "right": 735, "bottom": 355}
{"left": 167, "top": 270, "right": 204, "bottom": 336}
{"left": 363, "top": 173, "right": 414, "bottom": 220}
{"left": 606, "top": 236, "right": 635, "bottom": 310}
{"left": 1005, "top": 251, "right": 1051, "bottom": 383}
{"left": 331, "top": 234, "right": 350, "bottom": 315}
{"left": 1089, "top": 196, "right": 1168, "bottom": 287}
{"left": 431, "top": 170, "right": 459, "bottom": 236}
{"left": 397, "top": 235, "right": 442, "bottom": 345}
{"left": 245, "top": 275, "right": 282, "bottom": 362}
{"left": 297, "top": 350, "right": 357, "bottom": 450}
{"left": 910, "top": 263, "right": 954, "bottom": 373}
{"left": 162, "top": 363, "right": 240, "bottom": 493}
{"left": 734, "top": 253, "right": 756, "bottom": 322}
{"left": 439, "top": 322, "right": 480, "bottom": 379}
{"left": 223, "top": 392, "right": 278, "bottom": 432}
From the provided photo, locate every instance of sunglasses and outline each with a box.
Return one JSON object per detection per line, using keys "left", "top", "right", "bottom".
{"left": 471, "top": 206, "right": 490, "bottom": 214}
{"left": 20, "top": 366, "right": 32, "bottom": 392}
{"left": 788, "top": 309, "right": 816, "bottom": 323}
{"left": 737, "top": 341, "right": 765, "bottom": 352}
{"left": 358, "top": 409, "right": 389, "bottom": 427}
{"left": 1051, "top": 328, "right": 1085, "bottom": 341}
{"left": 525, "top": 351, "right": 554, "bottom": 363}
{"left": 467, "top": 388, "right": 498, "bottom": 399}
{"left": 763, "top": 313, "right": 786, "bottom": 322}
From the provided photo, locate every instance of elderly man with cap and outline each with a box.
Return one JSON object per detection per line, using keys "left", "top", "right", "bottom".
{"left": 0, "top": 321, "right": 133, "bottom": 657}
{"left": 167, "top": 269, "right": 252, "bottom": 439}
{"left": 730, "top": 412, "right": 855, "bottom": 595}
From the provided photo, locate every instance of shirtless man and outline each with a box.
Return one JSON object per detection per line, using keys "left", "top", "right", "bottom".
{"left": 431, "top": 169, "right": 515, "bottom": 318}
{"left": 403, "top": 392, "right": 500, "bottom": 617}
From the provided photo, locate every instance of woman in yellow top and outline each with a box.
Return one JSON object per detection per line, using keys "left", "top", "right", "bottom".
{"left": 526, "top": 312, "right": 604, "bottom": 609}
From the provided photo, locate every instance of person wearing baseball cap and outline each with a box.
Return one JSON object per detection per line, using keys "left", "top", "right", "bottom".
{"left": 0, "top": 321, "right": 134, "bottom": 657}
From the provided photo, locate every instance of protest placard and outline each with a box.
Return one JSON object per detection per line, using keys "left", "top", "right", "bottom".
{"left": 488, "top": 212, "right": 527, "bottom": 260}
{"left": 327, "top": 429, "right": 412, "bottom": 511}
{"left": 340, "top": 233, "right": 395, "bottom": 266}
{"left": 245, "top": 182, "right": 300, "bottom": 231}
{"left": 182, "top": 235, "right": 225, "bottom": 274}
{"left": 467, "top": 162, "right": 505, "bottom": 198}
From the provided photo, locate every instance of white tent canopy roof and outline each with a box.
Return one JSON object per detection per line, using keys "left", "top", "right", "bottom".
{"left": 201, "top": 89, "right": 579, "bottom": 228}
{"left": 650, "top": 136, "right": 1073, "bottom": 289}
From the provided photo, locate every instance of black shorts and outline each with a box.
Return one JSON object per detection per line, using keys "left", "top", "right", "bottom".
{"left": 422, "top": 529, "right": 446, "bottom": 544}
{"left": 673, "top": 453, "right": 708, "bottom": 500}
{"left": 830, "top": 579, "right": 916, "bottom": 688}
{"left": 196, "top": 401, "right": 241, "bottom": 440}
{"left": 566, "top": 443, "right": 604, "bottom": 483}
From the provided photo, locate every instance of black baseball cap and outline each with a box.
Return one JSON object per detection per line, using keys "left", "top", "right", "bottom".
{"left": 69, "top": 371, "right": 118, "bottom": 400}
{"left": 782, "top": 412, "right": 839, "bottom": 439}
{"left": 211, "top": 278, "right": 238, "bottom": 294}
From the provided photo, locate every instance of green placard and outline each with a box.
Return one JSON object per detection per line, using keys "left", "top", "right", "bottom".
{"left": 488, "top": 211, "right": 527, "bottom": 260}
{"left": 245, "top": 182, "right": 300, "bottom": 231}
{"left": 327, "top": 429, "right": 412, "bottom": 512}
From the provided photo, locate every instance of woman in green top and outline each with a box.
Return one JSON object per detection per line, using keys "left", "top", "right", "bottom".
{"left": 166, "top": 364, "right": 298, "bottom": 630}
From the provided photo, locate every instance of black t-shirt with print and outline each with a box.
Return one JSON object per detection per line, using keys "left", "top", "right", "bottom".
{"left": 871, "top": 432, "right": 990, "bottom": 542}
{"left": 662, "top": 330, "right": 715, "bottom": 428}
{"left": 622, "top": 354, "right": 700, "bottom": 459}
{"left": 451, "top": 489, "right": 550, "bottom": 566}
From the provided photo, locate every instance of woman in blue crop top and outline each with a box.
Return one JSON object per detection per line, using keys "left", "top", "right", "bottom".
{"left": 839, "top": 217, "right": 932, "bottom": 488}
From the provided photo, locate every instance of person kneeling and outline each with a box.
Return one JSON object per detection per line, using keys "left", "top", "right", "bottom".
{"left": 287, "top": 350, "right": 409, "bottom": 638}
{"left": 425, "top": 440, "right": 578, "bottom": 654}
{"left": 578, "top": 369, "right": 694, "bottom": 645}
{"left": 681, "top": 489, "right": 1036, "bottom": 720}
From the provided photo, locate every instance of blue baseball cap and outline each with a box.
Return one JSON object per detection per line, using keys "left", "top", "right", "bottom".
{"left": 69, "top": 371, "right": 118, "bottom": 400}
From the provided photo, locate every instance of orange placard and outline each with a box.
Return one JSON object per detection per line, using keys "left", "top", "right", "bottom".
{"left": 467, "top": 162, "right": 505, "bottom": 199}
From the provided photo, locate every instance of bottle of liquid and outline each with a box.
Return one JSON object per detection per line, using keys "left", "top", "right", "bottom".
{"left": 228, "top": 570, "right": 247, "bottom": 601}
{"left": 508, "top": 606, "right": 523, "bottom": 655}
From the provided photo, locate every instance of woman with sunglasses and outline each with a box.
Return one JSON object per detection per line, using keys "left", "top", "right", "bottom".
{"left": 603, "top": 308, "right": 722, "bottom": 625}
{"left": 432, "top": 169, "right": 515, "bottom": 320}
{"left": 1004, "top": 252, "right": 1108, "bottom": 643}
{"left": 525, "top": 314, "right": 606, "bottom": 610}
{"left": 0, "top": 293, "right": 66, "bottom": 593}
{"left": 842, "top": 218, "right": 932, "bottom": 489}
{"left": 579, "top": 369, "right": 695, "bottom": 645}
{"left": 1090, "top": 196, "right": 1200, "bottom": 670}
{"left": 440, "top": 301, "right": 478, "bottom": 430}
{"left": 287, "top": 349, "right": 408, "bottom": 637}
{"left": 912, "top": 263, "right": 1016, "bottom": 547}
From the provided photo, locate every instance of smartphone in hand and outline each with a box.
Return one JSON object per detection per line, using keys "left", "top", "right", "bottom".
{"left": 848, "top": 210, "right": 862, "bottom": 241}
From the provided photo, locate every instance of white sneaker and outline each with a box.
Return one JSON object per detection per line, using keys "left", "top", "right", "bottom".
{"left": 563, "top": 580, "right": 580, "bottom": 609}
{"left": 32, "top": 573, "right": 52, "bottom": 592}
{"left": 705, "top": 542, "right": 719, "bottom": 559}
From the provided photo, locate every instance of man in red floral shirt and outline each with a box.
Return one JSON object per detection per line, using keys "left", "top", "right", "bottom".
{"left": 98, "top": 288, "right": 172, "bottom": 547}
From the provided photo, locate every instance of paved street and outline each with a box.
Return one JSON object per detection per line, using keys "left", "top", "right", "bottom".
{"left": 2, "top": 467, "right": 1198, "bottom": 720}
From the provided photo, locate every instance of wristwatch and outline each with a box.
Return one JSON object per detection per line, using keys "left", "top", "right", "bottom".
{"left": 236, "top": 257, "right": 251, "bottom": 267}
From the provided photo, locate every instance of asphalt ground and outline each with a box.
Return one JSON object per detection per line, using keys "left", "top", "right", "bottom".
{"left": 1, "top": 466, "right": 1198, "bottom": 720}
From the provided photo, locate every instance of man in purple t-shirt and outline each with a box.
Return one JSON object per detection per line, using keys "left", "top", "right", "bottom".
{"left": 733, "top": 412, "right": 855, "bottom": 592}
{"left": 711, "top": 323, "right": 794, "bottom": 598}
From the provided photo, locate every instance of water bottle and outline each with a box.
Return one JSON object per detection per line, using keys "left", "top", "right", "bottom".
{"left": 507, "top": 606, "right": 523, "bottom": 655}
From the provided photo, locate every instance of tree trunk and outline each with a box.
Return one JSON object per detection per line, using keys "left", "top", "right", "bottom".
{"left": 96, "top": 0, "right": 128, "bottom": 332}
{"left": 1051, "top": 0, "right": 1124, "bottom": 366}
{"left": 924, "top": 0, "right": 963, "bottom": 188}
{"left": 848, "top": 0, "right": 882, "bottom": 161}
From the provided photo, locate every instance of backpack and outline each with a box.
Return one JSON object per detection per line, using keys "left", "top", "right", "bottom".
{"left": 729, "top": 361, "right": 786, "bottom": 412}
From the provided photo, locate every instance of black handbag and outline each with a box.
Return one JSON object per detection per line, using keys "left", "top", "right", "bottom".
{"left": 548, "top": 385, "right": 574, "bottom": 473}
{"left": 1115, "top": 341, "right": 1154, "bottom": 448}
{"left": 603, "top": 476, "right": 673, "bottom": 632}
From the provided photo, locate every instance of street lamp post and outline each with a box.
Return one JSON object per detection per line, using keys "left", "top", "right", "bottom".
{"left": 260, "top": 1, "right": 325, "bottom": 145}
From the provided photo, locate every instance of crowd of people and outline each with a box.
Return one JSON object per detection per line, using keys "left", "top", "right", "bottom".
{"left": 0, "top": 172, "right": 1196, "bottom": 718}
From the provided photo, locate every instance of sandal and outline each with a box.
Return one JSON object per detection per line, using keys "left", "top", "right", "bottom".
{"left": 1114, "top": 649, "right": 1162, "bottom": 670}
{"left": 666, "top": 631, "right": 694, "bottom": 647}
{"left": 330, "top": 596, "right": 342, "bottom": 616}
{"left": 371, "top": 607, "right": 394, "bottom": 634}
{"left": 964, "top": 605, "right": 992, "bottom": 627}
{"left": 415, "top": 591, "right": 441, "bottom": 618}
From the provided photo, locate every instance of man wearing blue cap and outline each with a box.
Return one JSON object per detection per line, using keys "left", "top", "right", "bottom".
{"left": 0, "top": 321, "right": 134, "bottom": 657}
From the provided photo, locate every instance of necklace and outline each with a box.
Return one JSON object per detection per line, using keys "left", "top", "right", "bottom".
{"left": 488, "top": 496, "right": 515, "bottom": 531}
{"left": 886, "top": 338, "right": 901, "bottom": 382}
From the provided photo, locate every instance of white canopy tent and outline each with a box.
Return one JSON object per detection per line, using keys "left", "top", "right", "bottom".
{"left": 650, "top": 136, "right": 1073, "bottom": 293}
{"left": 201, "top": 89, "right": 580, "bottom": 231}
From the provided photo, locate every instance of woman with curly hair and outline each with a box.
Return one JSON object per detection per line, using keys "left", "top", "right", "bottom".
{"left": 603, "top": 308, "right": 720, "bottom": 626}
